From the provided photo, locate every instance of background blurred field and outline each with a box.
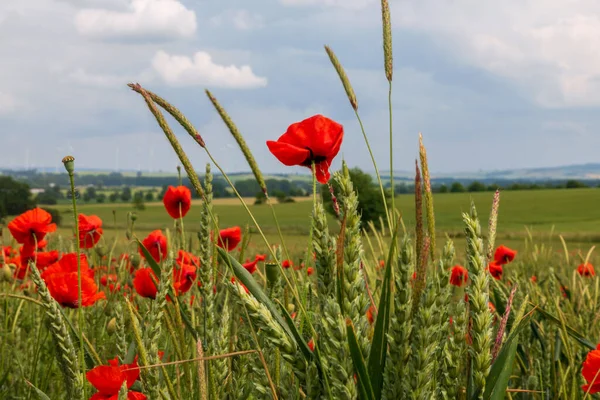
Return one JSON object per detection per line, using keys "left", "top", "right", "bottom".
{"left": 34, "top": 188, "right": 600, "bottom": 260}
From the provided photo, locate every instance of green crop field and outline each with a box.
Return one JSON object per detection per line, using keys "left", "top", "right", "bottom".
{"left": 47, "top": 188, "right": 600, "bottom": 258}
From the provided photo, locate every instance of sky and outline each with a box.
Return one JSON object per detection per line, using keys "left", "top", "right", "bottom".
{"left": 1, "top": 0, "right": 600, "bottom": 176}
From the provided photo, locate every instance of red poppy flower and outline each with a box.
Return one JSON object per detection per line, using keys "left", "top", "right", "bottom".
{"left": 308, "top": 338, "right": 315, "bottom": 352}
{"left": 45, "top": 271, "right": 105, "bottom": 308}
{"left": 86, "top": 357, "right": 145, "bottom": 400}
{"left": 216, "top": 227, "right": 242, "bottom": 251}
{"left": 582, "top": 344, "right": 600, "bottom": 393}
{"left": 282, "top": 260, "right": 293, "bottom": 269}
{"left": 41, "top": 253, "right": 93, "bottom": 280}
{"left": 488, "top": 302, "right": 496, "bottom": 313}
{"left": 255, "top": 254, "right": 266, "bottom": 262}
{"left": 578, "top": 263, "right": 595, "bottom": 277}
{"left": 378, "top": 260, "right": 385, "bottom": 269}
{"left": 163, "top": 186, "right": 192, "bottom": 219}
{"left": 100, "top": 274, "right": 118, "bottom": 287}
{"left": 488, "top": 262, "right": 503, "bottom": 280}
{"left": 177, "top": 250, "right": 200, "bottom": 267}
{"left": 79, "top": 214, "right": 103, "bottom": 249}
{"left": 530, "top": 275, "right": 537, "bottom": 283}
{"left": 8, "top": 208, "right": 57, "bottom": 248}
{"left": 493, "top": 245, "right": 516, "bottom": 265}
{"left": 133, "top": 268, "right": 158, "bottom": 299}
{"left": 16, "top": 248, "right": 60, "bottom": 279}
{"left": 139, "top": 230, "right": 167, "bottom": 263}
{"left": 173, "top": 263, "right": 196, "bottom": 295}
{"left": 266, "top": 114, "right": 344, "bottom": 184}
{"left": 243, "top": 259, "right": 258, "bottom": 274}
{"left": 307, "top": 267, "right": 314, "bottom": 276}
{"left": 449, "top": 265, "right": 468, "bottom": 287}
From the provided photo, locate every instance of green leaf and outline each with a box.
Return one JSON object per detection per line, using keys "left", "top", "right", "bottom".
{"left": 24, "top": 380, "right": 51, "bottom": 400}
{"left": 277, "top": 299, "right": 313, "bottom": 361}
{"left": 217, "top": 247, "right": 313, "bottom": 360}
{"left": 367, "top": 218, "right": 400, "bottom": 400}
{"left": 347, "top": 319, "right": 375, "bottom": 400}
{"left": 535, "top": 306, "right": 595, "bottom": 350}
{"left": 136, "top": 239, "right": 162, "bottom": 278}
{"left": 483, "top": 311, "right": 534, "bottom": 400}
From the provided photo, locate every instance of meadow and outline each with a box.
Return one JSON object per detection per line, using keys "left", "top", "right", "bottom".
{"left": 52, "top": 188, "right": 600, "bottom": 256}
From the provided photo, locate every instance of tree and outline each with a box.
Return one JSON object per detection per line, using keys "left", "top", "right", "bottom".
{"left": 109, "top": 191, "right": 119, "bottom": 203}
{"left": 566, "top": 180, "right": 587, "bottom": 189}
{"left": 0, "top": 176, "right": 36, "bottom": 218}
{"left": 450, "top": 182, "right": 466, "bottom": 193}
{"left": 145, "top": 191, "right": 155, "bottom": 202}
{"left": 437, "top": 184, "right": 448, "bottom": 193}
{"left": 36, "top": 189, "right": 59, "bottom": 205}
{"left": 96, "top": 193, "right": 107, "bottom": 203}
{"left": 83, "top": 186, "right": 97, "bottom": 202}
{"left": 322, "top": 167, "right": 390, "bottom": 229}
{"left": 132, "top": 191, "right": 145, "bottom": 210}
{"left": 120, "top": 187, "right": 132, "bottom": 202}
{"left": 467, "top": 181, "right": 486, "bottom": 192}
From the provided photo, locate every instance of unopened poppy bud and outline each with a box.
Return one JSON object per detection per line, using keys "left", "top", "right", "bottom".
{"left": 1, "top": 263, "right": 12, "bottom": 282}
{"left": 130, "top": 213, "right": 138, "bottom": 222}
{"left": 95, "top": 245, "right": 108, "bottom": 257}
{"left": 130, "top": 254, "right": 141, "bottom": 268}
{"left": 106, "top": 317, "right": 117, "bottom": 336}
{"left": 61, "top": 155, "right": 75, "bottom": 175}
{"left": 265, "top": 262, "right": 278, "bottom": 285}
{"left": 287, "top": 303, "right": 295, "bottom": 314}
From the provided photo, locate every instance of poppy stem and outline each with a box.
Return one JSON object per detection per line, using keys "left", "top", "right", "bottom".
{"left": 66, "top": 165, "right": 85, "bottom": 399}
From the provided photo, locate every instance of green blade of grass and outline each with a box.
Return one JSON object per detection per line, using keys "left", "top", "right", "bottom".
{"left": 535, "top": 306, "right": 595, "bottom": 350}
{"left": 483, "top": 310, "right": 534, "bottom": 400}
{"left": 24, "top": 380, "right": 51, "bottom": 400}
{"left": 367, "top": 217, "right": 400, "bottom": 399}
{"left": 217, "top": 247, "right": 314, "bottom": 361}
{"left": 347, "top": 318, "right": 375, "bottom": 400}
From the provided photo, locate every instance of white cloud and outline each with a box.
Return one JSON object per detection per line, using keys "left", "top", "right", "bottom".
{"left": 393, "top": 1, "right": 600, "bottom": 107}
{"left": 151, "top": 50, "right": 268, "bottom": 88}
{"left": 0, "top": 92, "right": 17, "bottom": 115}
{"left": 279, "top": 0, "right": 374, "bottom": 9}
{"left": 210, "top": 9, "right": 264, "bottom": 31}
{"left": 74, "top": 0, "right": 196, "bottom": 39}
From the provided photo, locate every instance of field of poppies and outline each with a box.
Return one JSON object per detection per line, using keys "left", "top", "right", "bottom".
{"left": 2, "top": 1, "right": 600, "bottom": 400}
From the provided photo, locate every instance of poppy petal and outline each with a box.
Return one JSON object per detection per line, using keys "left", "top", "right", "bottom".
{"left": 266, "top": 141, "right": 310, "bottom": 166}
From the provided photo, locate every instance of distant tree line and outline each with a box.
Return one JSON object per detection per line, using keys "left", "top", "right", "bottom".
{"left": 393, "top": 179, "right": 599, "bottom": 194}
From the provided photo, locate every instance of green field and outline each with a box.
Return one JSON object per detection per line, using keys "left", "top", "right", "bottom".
{"left": 47, "top": 188, "right": 600, "bottom": 258}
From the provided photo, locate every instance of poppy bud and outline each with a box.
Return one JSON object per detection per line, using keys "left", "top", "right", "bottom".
{"left": 1, "top": 263, "right": 12, "bottom": 282}
{"left": 130, "top": 254, "right": 141, "bottom": 268}
{"left": 106, "top": 317, "right": 117, "bottom": 336}
{"left": 61, "top": 155, "right": 75, "bottom": 175}
{"left": 265, "top": 262, "right": 279, "bottom": 285}
{"left": 130, "top": 213, "right": 137, "bottom": 222}
{"left": 95, "top": 245, "right": 108, "bottom": 257}
{"left": 287, "top": 303, "right": 295, "bottom": 314}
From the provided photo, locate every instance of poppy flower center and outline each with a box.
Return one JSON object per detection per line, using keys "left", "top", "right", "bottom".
{"left": 301, "top": 147, "right": 327, "bottom": 167}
